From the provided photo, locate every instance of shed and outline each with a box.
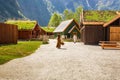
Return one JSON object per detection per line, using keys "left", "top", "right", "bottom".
{"left": 81, "top": 15, "right": 120, "bottom": 45}
{"left": 0, "top": 23, "right": 18, "bottom": 44}
{"left": 81, "top": 22, "right": 104, "bottom": 45}
{"left": 103, "top": 15, "right": 120, "bottom": 41}
{"left": 54, "top": 19, "right": 80, "bottom": 39}
{"left": 6, "top": 20, "right": 46, "bottom": 40}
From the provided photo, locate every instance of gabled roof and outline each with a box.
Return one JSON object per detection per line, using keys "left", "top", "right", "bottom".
{"left": 54, "top": 19, "right": 73, "bottom": 33}
{"left": 83, "top": 22, "right": 104, "bottom": 26}
{"left": 6, "top": 20, "right": 37, "bottom": 30}
{"left": 103, "top": 15, "right": 120, "bottom": 27}
{"left": 68, "top": 26, "right": 80, "bottom": 33}
{"left": 54, "top": 19, "right": 79, "bottom": 33}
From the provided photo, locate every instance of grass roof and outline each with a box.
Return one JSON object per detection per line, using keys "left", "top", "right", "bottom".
{"left": 84, "top": 10, "right": 117, "bottom": 22}
{"left": 6, "top": 20, "right": 37, "bottom": 30}
{"left": 42, "top": 27, "right": 55, "bottom": 32}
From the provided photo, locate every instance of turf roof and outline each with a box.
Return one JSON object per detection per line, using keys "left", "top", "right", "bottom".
{"left": 83, "top": 10, "right": 117, "bottom": 22}
{"left": 42, "top": 27, "right": 55, "bottom": 32}
{"left": 6, "top": 20, "right": 37, "bottom": 30}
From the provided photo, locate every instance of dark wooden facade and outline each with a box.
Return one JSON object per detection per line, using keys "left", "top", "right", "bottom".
{"left": 81, "top": 22, "right": 104, "bottom": 45}
{"left": 19, "top": 24, "right": 46, "bottom": 40}
{"left": 18, "top": 30, "right": 32, "bottom": 40}
{"left": 32, "top": 24, "right": 46, "bottom": 38}
{"left": 81, "top": 15, "right": 120, "bottom": 45}
{"left": 0, "top": 23, "right": 18, "bottom": 44}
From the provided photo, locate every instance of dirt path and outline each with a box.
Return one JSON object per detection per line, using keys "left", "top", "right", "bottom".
{"left": 0, "top": 39, "right": 120, "bottom": 80}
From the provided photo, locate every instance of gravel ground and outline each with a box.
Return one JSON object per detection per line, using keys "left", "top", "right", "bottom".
{"left": 0, "top": 39, "right": 120, "bottom": 80}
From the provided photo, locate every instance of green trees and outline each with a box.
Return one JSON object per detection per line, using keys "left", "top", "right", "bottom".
{"left": 48, "top": 12, "right": 62, "bottom": 27}
{"left": 63, "top": 9, "right": 74, "bottom": 20}
{"left": 63, "top": 6, "right": 83, "bottom": 23}
{"left": 48, "top": 6, "right": 83, "bottom": 27}
{"left": 74, "top": 6, "right": 83, "bottom": 23}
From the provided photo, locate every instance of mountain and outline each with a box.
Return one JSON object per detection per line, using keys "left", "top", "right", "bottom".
{"left": 0, "top": 0, "right": 23, "bottom": 22}
{"left": 17, "top": 0, "right": 51, "bottom": 26}
{"left": 0, "top": 0, "right": 120, "bottom": 26}
{"left": 49, "top": 0, "right": 120, "bottom": 11}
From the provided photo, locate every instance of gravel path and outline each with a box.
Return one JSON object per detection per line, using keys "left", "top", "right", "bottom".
{"left": 0, "top": 39, "right": 120, "bottom": 80}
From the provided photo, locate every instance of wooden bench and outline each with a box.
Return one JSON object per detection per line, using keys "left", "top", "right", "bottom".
{"left": 99, "top": 41, "right": 120, "bottom": 49}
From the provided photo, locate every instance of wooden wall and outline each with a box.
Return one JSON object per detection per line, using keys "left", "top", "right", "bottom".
{"left": 32, "top": 24, "right": 46, "bottom": 38}
{"left": 83, "top": 25, "right": 104, "bottom": 45}
{"left": 105, "top": 18, "right": 120, "bottom": 41}
{"left": 18, "top": 30, "right": 32, "bottom": 40}
{"left": 0, "top": 23, "right": 18, "bottom": 44}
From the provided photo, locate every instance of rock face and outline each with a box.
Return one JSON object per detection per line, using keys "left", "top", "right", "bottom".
{"left": 0, "top": 0, "right": 23, "bottom": 22}
{"left": 0, "top": 0, "right": 120, "bottom": 26}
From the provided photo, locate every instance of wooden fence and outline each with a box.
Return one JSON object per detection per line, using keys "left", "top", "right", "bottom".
{"left": 0, "top": 23, "right": 18, "bottom": 44}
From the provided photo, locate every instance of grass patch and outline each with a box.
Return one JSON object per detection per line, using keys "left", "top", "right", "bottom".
{"left": 0, "top": 41, "right": 42, "bottom": 64}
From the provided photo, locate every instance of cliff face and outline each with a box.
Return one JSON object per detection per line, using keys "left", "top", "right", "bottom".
{"left": 0, "top": 0, "right": 23, "bottom": 22}
{"left": 17, "top": 0, "right": 51, "bottom": 26}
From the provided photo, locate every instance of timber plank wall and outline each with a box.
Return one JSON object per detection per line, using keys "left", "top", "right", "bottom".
{"left": 0, "top": 23, "right": 18, "bottom": 44}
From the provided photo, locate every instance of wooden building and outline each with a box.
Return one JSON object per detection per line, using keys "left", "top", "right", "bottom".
{"left": 103, "top": 15, "right": 120, "bottom": 41}
{"left": 81, "top": 22, "right": 104, "bottom": 45}
{"left": 6, "top": 20, "right": 46, "bottom": 40}
{"left": 54, "top": 19, "right": 80, "bottom": 39}
{"left": 0, "top": 23, "right": 18, "bottom": 44}
{"left": 81, "top": 15, "right": 120, "bottom": 45}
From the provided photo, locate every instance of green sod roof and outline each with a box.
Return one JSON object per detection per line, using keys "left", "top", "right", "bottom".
{"left": 84, "top": 10, "right": 117, "bottom": 22}
{"left": 42, "top": 27, "right": 55, "bottom": 32}
{"left": 6, "top": 20, "right": 37, "bottom": 30}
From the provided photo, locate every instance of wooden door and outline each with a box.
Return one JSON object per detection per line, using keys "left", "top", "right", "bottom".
{"left": 110, "top": 27, "right": 120, "bottom": 41}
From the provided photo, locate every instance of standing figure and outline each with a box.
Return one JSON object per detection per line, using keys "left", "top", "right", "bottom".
{"left": 56, "top": 34, "right": 61, "bottom": 49}
{"left": 73, "top": 34, "right": 77, "bottom": 43}
{"left": 61, "top": 35, "right": 64, "bottom": 45}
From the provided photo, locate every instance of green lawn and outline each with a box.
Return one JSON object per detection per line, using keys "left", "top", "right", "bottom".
{"left": 0, "top": 41, "right": 42, "bottom": 64}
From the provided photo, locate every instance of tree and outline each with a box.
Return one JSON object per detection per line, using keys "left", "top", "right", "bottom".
{"left": 63, "top": 9, "right": 74, "bottom": 20}
{"left": 74, "top": 6, "right": 83, "bottom": 23}
{"left": 48, "top": 12, "right": 62, "bottom": 27}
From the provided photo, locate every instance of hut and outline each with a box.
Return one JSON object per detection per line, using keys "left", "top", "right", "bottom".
{"left": 81, "top": 22, "right": 104, "bottom": 45}
{"left": 42, "top": 27, "right": 55, "bottom": 39}
{"left": 81, "top": 15, "right": 120, "bottom": 45}
{"left": 103, "top": 15, "right": 120, "bottom": 41}
{"left": 6, "top": 20, "right": 46, "bottom": 40}
{"left": 54, "top": 19, "right": 80, "bottom": 39}
{"left": 0, "top": 23, "right": 18, "bottom": 44}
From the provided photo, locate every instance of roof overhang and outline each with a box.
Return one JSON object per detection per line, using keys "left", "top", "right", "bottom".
{"left": 103, "top": 15, "right": 120, "bottom": 27}
{"left": 83, "top": 22, "right": 104, "bottom": 26}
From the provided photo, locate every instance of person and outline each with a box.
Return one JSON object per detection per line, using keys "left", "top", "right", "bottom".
{"left": 61, "top": 35, "right": 64, "bottom": 45}
{"left": 73, "top": 34, "right": 77, "bottom": 43}
{"left": 56, "top": 34, "right": 62, "bottom": 49}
